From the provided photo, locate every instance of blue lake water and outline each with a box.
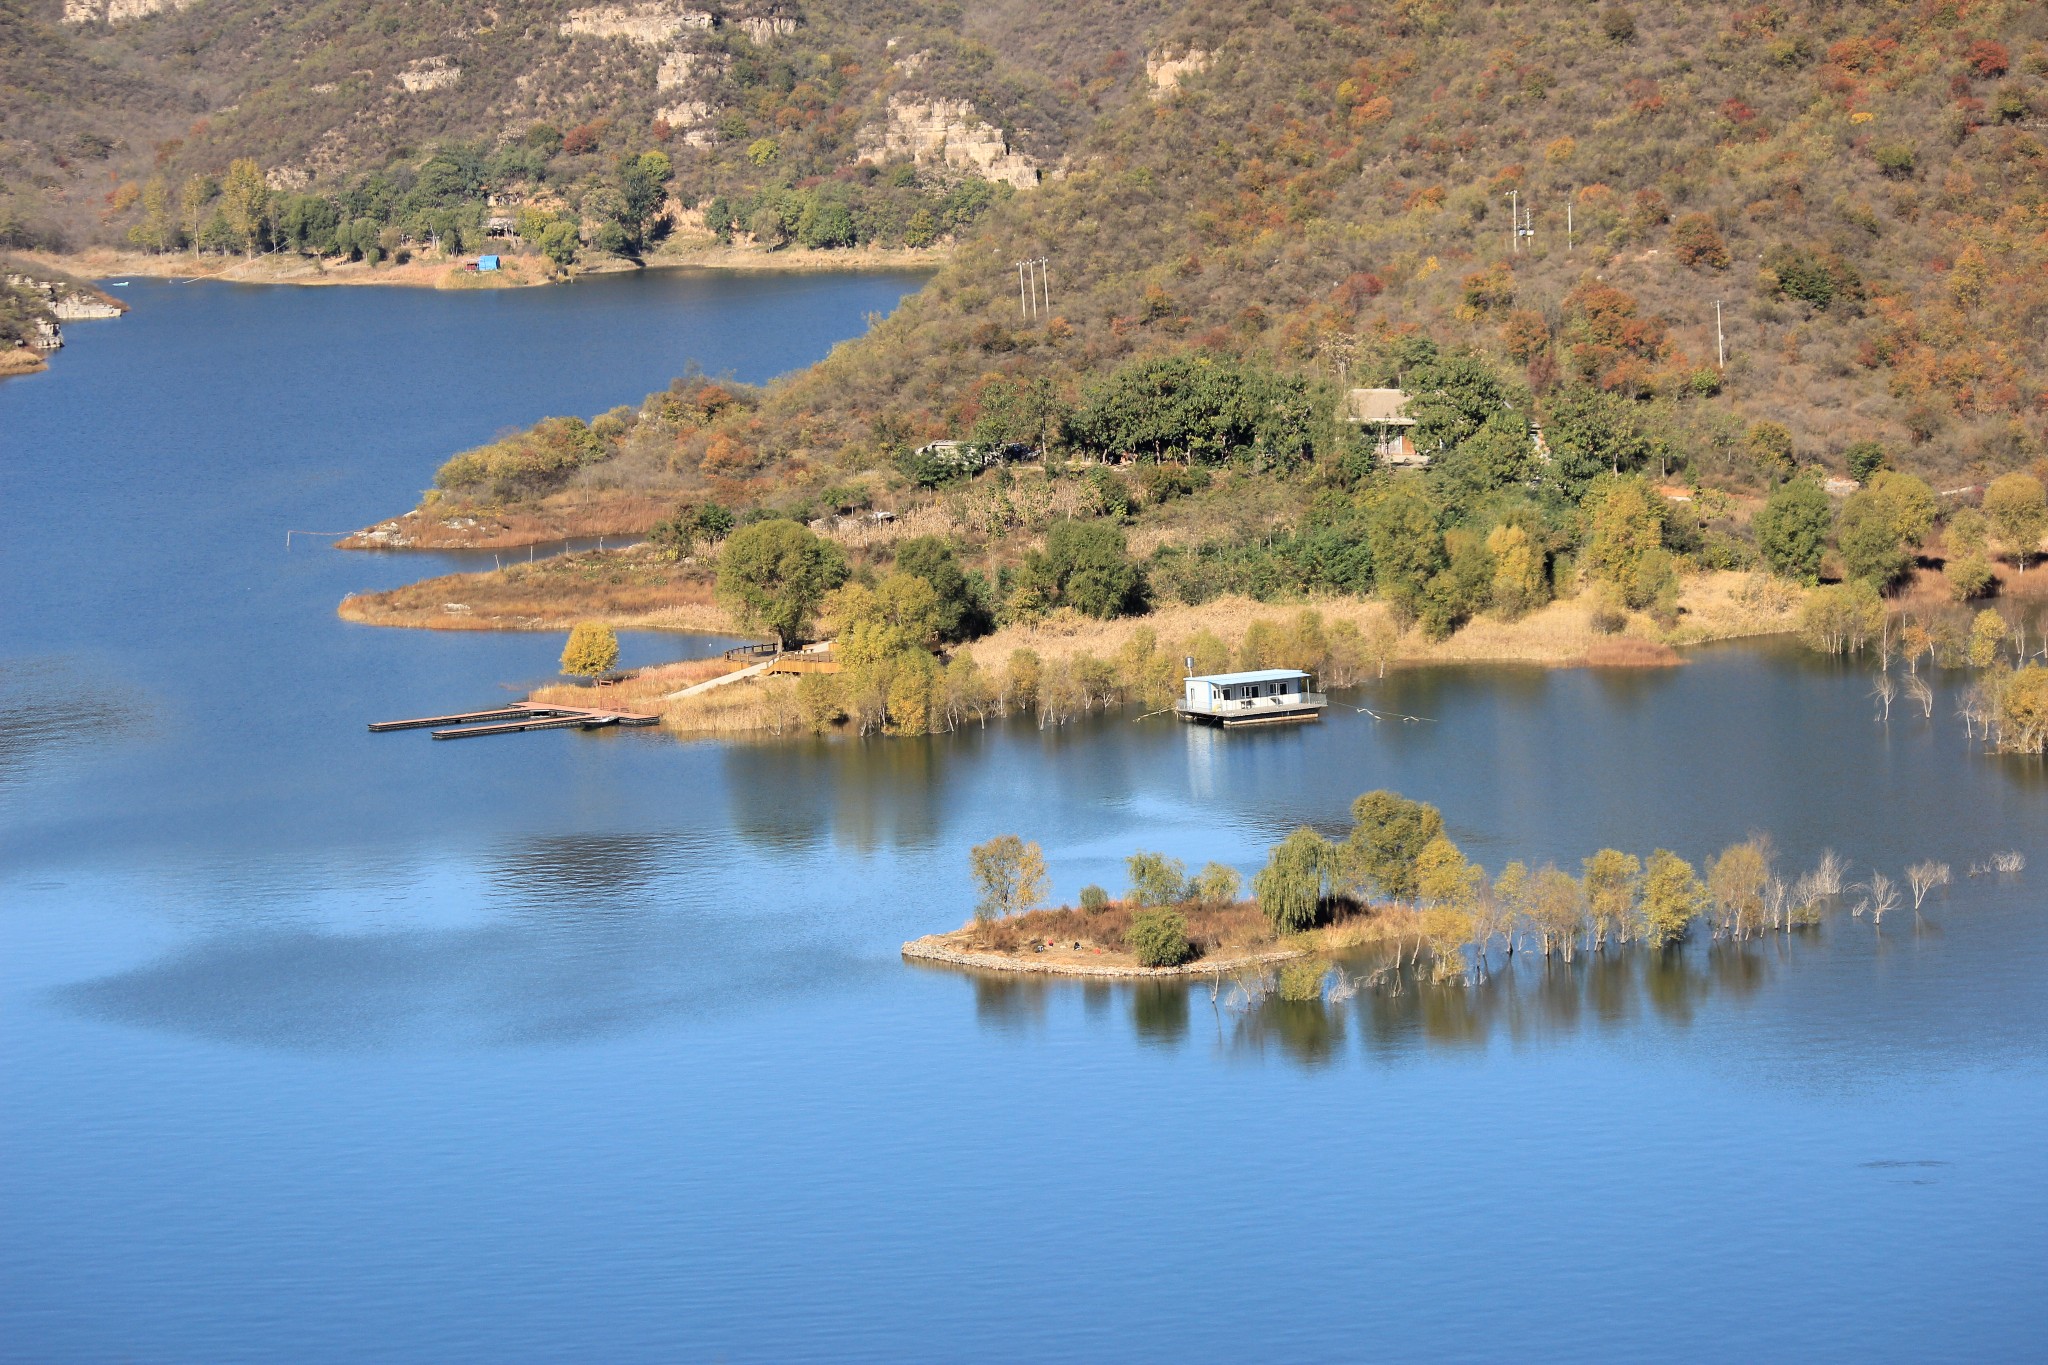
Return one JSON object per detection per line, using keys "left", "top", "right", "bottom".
{"left": 3, "top": 271, "right": 2045, "bottom": 1362}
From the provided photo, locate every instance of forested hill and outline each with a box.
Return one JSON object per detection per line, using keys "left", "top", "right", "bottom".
{"left": 773, "top": 0, "right": 2047, "bottom": 485}
{"left": 2, "top": 0, "right": 1172, "bottom": 251}
{"left": 11, "top": 0, "right": 2048, "bottom": 489}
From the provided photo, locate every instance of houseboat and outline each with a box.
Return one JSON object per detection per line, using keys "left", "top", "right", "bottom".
{"left": 1175, "top": 669, "right": 1327, "bottom": 728}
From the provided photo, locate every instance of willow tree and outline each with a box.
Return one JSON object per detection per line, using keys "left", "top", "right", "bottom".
{"left": 1253, "top": 828, "right": 1341, "bottom": 933}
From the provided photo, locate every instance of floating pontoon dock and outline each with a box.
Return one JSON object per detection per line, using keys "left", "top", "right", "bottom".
{"left": 369, "top": 703, "right": 660, "bottom": 740}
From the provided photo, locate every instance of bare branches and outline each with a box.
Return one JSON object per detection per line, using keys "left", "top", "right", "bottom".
{"left": 1852, "top": 871, "right": 1900, "bottom": 926}
{"left": 1905, "top": 861, "right": 1951, "bottom": 913}
{"left": 1904, "top": 671, "right": 1934, "bottom": 719}
{"left": 1871, "top": 670, "right": 1897, "bottom": 723}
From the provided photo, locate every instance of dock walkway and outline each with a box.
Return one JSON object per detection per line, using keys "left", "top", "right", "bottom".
{"left": 369, "top": 703, "right": 660, "bottom": 740}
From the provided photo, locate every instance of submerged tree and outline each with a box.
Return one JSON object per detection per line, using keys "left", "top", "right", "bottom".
{"left": 1582, "top": 849, "right": 1642, "bottom": 950}
{"left": 1637, "top": 849, "right": 1707, "bottom": 948}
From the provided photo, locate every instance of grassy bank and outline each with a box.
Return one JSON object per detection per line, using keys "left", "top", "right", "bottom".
{"left": 337, "top": 546, "right": 734, "bottom": 633}
{"left": 339, "top": 495, "right": 677, "bottom": 552}
{"left": 967, "top": 572, "right": 1805, "bottom": 676}
{"left": 480, "top": 568, "right": 1807, "bottom": 742}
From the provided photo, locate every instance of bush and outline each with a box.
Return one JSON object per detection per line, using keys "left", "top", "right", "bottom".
{"left": 1079, "top": 884, "right": 1110, "bottom": 911}
{"left": 1127, "top": 908, "right": 1195, "bottom": 968}
{"left": 1948, "top": 555, "right": 1995, "bottom": 602}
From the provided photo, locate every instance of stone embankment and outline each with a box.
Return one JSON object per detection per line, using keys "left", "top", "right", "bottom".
{"left": 902, "top": 933, "right": 1303, "bottom": 979}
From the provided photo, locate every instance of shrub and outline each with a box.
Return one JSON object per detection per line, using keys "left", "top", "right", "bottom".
{"left": 1079, "top": 884, "right": 1110, "bottom": 911}
{"left": 1671, "top": 213, "right": 1728, "bottom": 269}
{"left": 1844, "top": 440, "right": 1889, "bottom": 483}
{"left": 1127, "top": 908, "right": 1195, "bottom": 968}
{"left": 1872, "top": 143, "right": 1916, "bottom": 179}
{"left": 1948, "top": 555, "right": 1995, "bottom": 602}
{"left": 1601, "top": 6, "right": 1636, "bottom": 43}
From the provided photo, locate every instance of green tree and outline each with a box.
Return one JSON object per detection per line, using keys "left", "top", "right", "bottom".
{"left": 1486, "top": 522, "right": 1549, "bottom": 618}
{"left": 1190, "top": 862, "right": 1243, "bottom": 906}
{"left": 128, "top": 176, "right": 177, "bottom": 252}
{"left": 1341, "top": 790, "right": 1445, "bottom": 903}
{"left": 1415, "top": 835, "right": 1483, "bottom": 910}
{"left": 1967, "top": 609, "right": 2008, "bottom": 667}
{"left": 1127, "top": 908, "right": 1194, "bottom": 967}
{"left": 715, "top": 519, "right": 850, "bottom": 645}
{"left": 1837, "top": 472, "right": 1936, "bottom": 587}
{"left": 1253, "top": 827, "right": 1341, "bottom": 933}
{"left": 1744, "top": 422, "right": 1796, "bottom": 483}
{"left": 535, "top": 220, "right": 581, "bottom": 269}
{"left": 1544, "top": 386, "right": 1655, "bottom": 498}
{"left": 560, "top": 620, "right": 619, "bottom": 679}
{"left": 968, "top": 835, "right": 1048, "bottom": 922}
{"left": 1015, "top": 520, "right": 1142, "bottom": 619}
{"left": 1637, "top": 849, "right": 1706, "bottom": 948}
{"left": 1367, "top": 483, "right": 1446, "bottom": 622}
{"left": 1844, "top": 440, "right": 1890, "bottom": 483}
{"left": 1406, "top": 349, "right": 1519, "bottom": 456}
{"left": 1753, "top": 474, "right": 1832, "bottom": 584}
{"left": 218, "top": 158, "right": 269, "bottom": 255}
{"left": 1799, "top": 580, "right": 1885, "bottom": 654}
{"left": 830, "top": 572, "right": 943, "bottom": 669}
{"left": 1983, "top": 472, "right": 2047, "bottom": 568}
{"left": 1582, "top": 476, "right": 1674, "bottom": 609}
{"left": 1126, "top": 851, "right": 1190, "bottom": 906}
{"left": 893, "top": 537, "right": 985, "bottom": 641}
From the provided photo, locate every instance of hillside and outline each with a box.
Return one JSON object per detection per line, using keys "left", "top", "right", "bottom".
{"left": 3, "top": 0, "right": 1171, "bottom": 254}
{"left": 343, "top": 0, "right": 2048, "bottom": 512}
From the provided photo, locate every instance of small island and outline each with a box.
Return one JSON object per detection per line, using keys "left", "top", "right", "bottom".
{"left": 910, "top": 791, "right": 2026, "bottom": 985}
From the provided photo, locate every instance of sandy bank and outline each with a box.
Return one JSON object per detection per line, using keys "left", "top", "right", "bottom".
{"left": 20, "top": 242, "right": 943, "bottom": 291}
{"left": 902, "top": 932, "right": 1305, "bottom": 978}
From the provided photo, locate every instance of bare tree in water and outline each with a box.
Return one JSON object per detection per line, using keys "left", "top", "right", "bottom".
{"left": 1905, "top": 861, "right": 1951, "bottom": 916}
{"left": 1904, "top": 671, "right": 1934, "bottom": 719}
{"left": 1853, "top": 871, "right": 1900, "bottom": 927}
{"left": 1872, "top": 671, "right": 1897, "bottom": 723}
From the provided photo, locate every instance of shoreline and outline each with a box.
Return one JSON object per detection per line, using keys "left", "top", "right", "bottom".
{"left": 902, "top": 932, "right": 1306, "bottom": 979}
{"left": 16, "top": 242, "right": 945, "bottom": 291}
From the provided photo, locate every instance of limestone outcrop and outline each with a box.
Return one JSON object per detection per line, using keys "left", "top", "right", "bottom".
{"left": 396, "top": 57, "right": 462, "bottom": 93}
{"left": 1145, "top": 49, "right": 1212, "bottom": 97}
{"left": 63, "top": 0, "right": 201, "bottom": 23}
{"left": 860, "top": 96, "right": 1039, "bottom": 190}
{"left": 559, "top": 3, "right": 716, "bottom": 45}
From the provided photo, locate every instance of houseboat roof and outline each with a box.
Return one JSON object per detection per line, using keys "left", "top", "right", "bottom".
{"left": 1188, "top": 668, "right": 1310, "bottom": 685}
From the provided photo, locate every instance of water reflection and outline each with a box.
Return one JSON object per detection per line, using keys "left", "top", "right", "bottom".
{"left": 945, "top": 939, "right": 1790, "bottom": 1067}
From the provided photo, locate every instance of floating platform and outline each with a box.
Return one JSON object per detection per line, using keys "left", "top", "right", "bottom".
{"left": 1173, "top": 696, "right": 1327, "bottom": 728}
{"left": 369, "top": 703, "right": 660, "bottom": 740}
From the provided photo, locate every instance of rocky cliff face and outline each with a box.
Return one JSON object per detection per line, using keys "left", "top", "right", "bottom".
{"left": 63, "top": 0, "right": 202, "bottom": 23}
{"left": 861, "top": 96, "right": 1039, "bottom": 190}
{"left": 1145, "top": 49, "right": 1211, "bottom": 98}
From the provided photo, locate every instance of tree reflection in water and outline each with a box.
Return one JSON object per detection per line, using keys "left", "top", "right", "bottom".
{"left": 950, "top": 939, "right": 1785, "bottom": 1066}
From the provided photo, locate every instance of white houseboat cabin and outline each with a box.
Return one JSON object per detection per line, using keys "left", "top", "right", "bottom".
{"left": 1175, "top": 668, "right": 1327, "bottom": 728}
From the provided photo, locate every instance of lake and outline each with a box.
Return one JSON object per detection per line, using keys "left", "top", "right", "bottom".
{"left": 2, "top": 271, "right": 2045, "bottom": 1363}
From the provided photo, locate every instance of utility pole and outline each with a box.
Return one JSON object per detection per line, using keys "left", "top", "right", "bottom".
{"left": 1506, "top": 189, "right": 1519, "bottom": 253}
{"left": 1715, "top": 300, "right": 1726, "bottom": 369}
{"left": 1035, "top": 256, "right": 1050, "bottom": 315}
{"left": 1566, "top": 194, "right": 1574, "bottom": 252}
{"left": 1015, "top": 261, "right": 1031, "bottom": 319}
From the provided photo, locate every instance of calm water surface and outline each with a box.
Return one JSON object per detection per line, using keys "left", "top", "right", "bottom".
{"left": 2, "top": 274, "right": 2044, "bottom": 1363}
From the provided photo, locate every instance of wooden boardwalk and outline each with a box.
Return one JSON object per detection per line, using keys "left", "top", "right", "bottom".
{"left": 369, "top": 703, "right": 660, "bottom": 741}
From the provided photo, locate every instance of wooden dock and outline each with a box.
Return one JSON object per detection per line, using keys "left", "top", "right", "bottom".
{"left": 369, "top": 703, "right": 660, "bottom": 740}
